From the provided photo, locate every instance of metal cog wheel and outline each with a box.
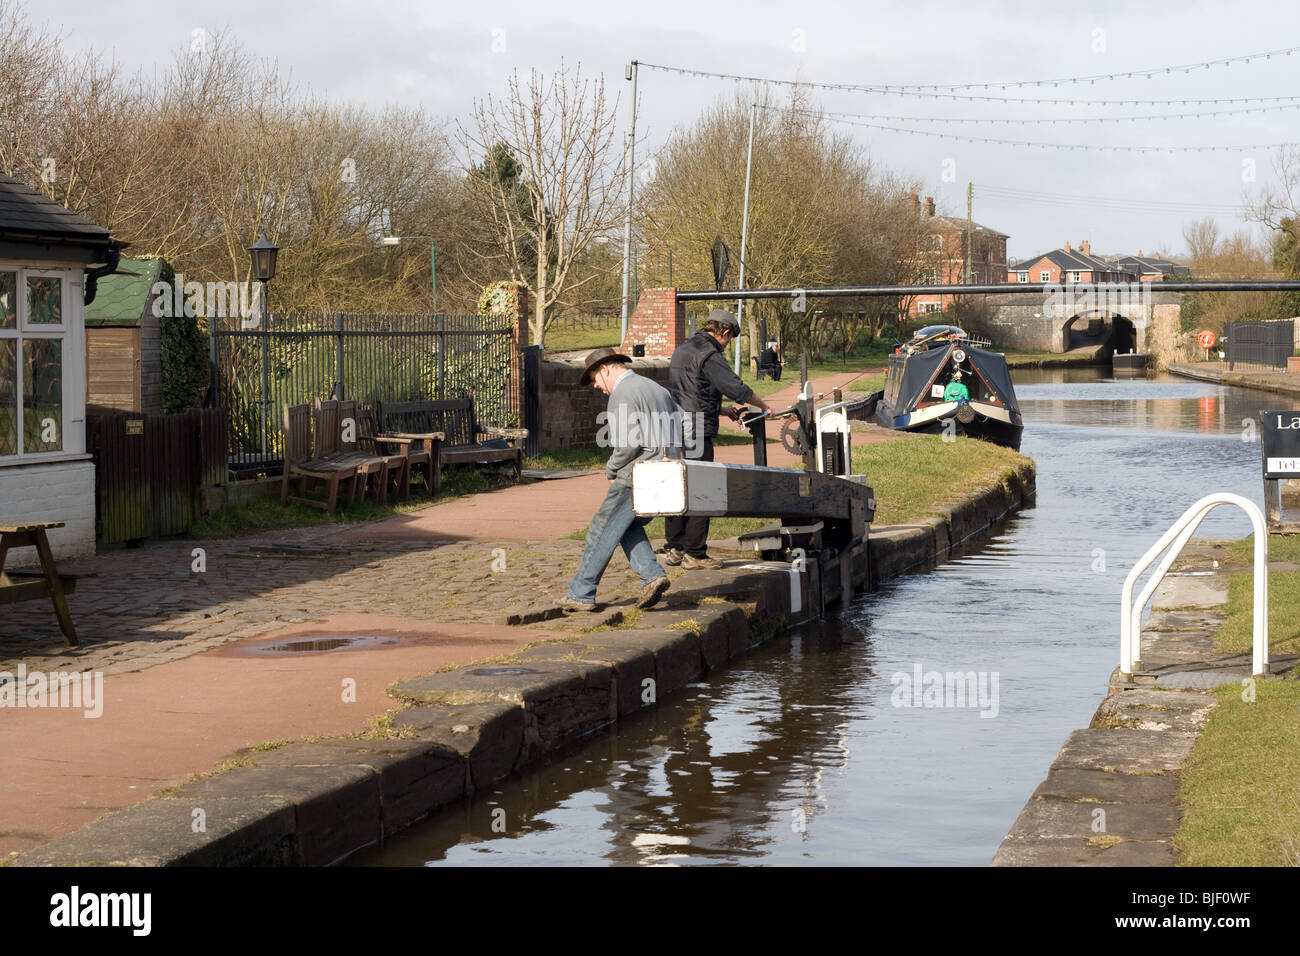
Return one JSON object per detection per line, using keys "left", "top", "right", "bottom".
{"left": 780, "top": 418, "right": 811, "bottom": 456}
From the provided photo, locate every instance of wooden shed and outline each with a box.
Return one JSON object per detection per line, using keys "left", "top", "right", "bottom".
{"left": 84, "top": 256, "right": 164, "bottom": 414}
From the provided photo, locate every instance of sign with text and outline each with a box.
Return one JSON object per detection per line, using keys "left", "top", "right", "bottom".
{"left": 1260, "top": 410, "right": 1300, "bottom": 477}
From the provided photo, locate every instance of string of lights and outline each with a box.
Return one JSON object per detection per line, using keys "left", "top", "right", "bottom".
{"left": 639, "top": 61, "right": 1300, "bottom": 108}
{"left": 782, "top": 102, "right": 1300, "bottom": 125}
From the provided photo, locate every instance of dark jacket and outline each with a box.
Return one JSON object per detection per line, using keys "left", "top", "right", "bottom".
{"left": 668, "top": 331, "right": 756, "bottom": 439}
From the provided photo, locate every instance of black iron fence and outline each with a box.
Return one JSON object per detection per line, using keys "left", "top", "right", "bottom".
{"left": 1225, "top": 318, "right": 1295, "bottom": 371}
{"left": 210, "top": 311, "right": 519, "bottom": 476}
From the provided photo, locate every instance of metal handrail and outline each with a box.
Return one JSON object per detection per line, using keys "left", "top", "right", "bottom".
{"left": 1121, "top": 492, "right": 1268, "bottom": 678}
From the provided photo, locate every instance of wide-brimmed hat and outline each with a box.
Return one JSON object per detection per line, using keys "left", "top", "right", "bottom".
{"left": 580, "top": 346, "right": 633, "bottom": 384}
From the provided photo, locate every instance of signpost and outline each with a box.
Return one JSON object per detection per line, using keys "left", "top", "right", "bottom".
{"left": 1259, "top": 410, "right": 1300, "bottom": 532}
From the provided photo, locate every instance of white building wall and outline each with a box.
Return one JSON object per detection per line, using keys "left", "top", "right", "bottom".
{"left": 0, "top": 459, "right": 96, "bottom": 566}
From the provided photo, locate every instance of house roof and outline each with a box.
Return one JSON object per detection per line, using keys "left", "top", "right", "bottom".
{"left": 928, "top": 215, "right": 1009, "bottom": 239}
{"left": 1111, "top": 254, "right": 1190, "bottom": 276}
{"left": 0, "top": 173, "right": 121, "bottom": 269}
{"left": 1009, "top": 248, "right": 1122, "bottom": 273}
{"left": 0, "top": 174, "right": 111, "bottom": 242}
{"left": 84, "top": 257, "right": 163, "bottom": 327}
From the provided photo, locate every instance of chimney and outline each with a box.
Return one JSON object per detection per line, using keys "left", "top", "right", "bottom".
{"left": 1137, "top": 249, "right": 1143, "bottom": 258}
{"left": 1081, "top": 240, "right": 1090, "bottom": 256}
{"left": 911, "top": 193, "right": 920, "bottom": 219}
{"left": 924, "top": 196, "right": 935, "bottom": 219}
{"left": 1064, "top": 241, "right": 1071, "bottom": 252}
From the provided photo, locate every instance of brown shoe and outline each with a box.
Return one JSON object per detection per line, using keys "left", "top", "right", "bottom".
{"left": 636, "top": 576, "right": 670, "bottom": 609}
{"left": 560, "top": 596, "right": 601, "bottom": 612}
{"left": 680, "top": 554, "right": 724, "bottom": 570}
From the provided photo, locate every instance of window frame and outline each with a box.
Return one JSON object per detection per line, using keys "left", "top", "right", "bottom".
{"left": 1017, "top": 271, "right": 1028, "bottom": 283}
{"left": 0, "top": 265, "right": 85, "bottom": 464}
{"left": 1040, "top": 270, "right": 1051, "bottom": 282}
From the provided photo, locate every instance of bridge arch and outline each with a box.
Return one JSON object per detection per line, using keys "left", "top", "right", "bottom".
{"left": 1061, "top": 312, "right": 1138, "bottom": 354}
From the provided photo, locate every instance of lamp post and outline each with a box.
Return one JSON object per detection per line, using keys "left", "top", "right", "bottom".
{"left": 248, "top": 231, "right": 279, "bottom": 465}
{"left": 382, "top": 235, "right": 436, "bottom": 311}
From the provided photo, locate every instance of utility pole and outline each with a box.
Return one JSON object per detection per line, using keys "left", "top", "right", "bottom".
{"left": 620, "top": 61, "right": 639, "bottom": 346}
{"left": 736, "top": 102, "right": 756, "bottom": 375}
{"left": 966, "top": 181, "right": 973, "bottom": 284}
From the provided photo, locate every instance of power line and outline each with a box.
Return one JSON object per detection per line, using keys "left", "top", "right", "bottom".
{"left": 810, "top": 115, "right": 1291, "bottom": 152}
{"left": 977, "top": 184, "right": 1242, "bottom": 212}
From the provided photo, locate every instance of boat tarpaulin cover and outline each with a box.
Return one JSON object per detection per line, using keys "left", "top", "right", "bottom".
{"left": 894, "top": 345, "right": 951, "bottom": 411}
{"left": 967, "top": 346, "right": 1020, "bottom": 413}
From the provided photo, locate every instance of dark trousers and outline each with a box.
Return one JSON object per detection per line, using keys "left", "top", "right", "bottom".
{"left": 665, "top": 437, "right": 714, "bottom": 557}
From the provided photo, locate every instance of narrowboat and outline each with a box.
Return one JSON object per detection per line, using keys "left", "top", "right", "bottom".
{"left": 872, "top": 325, "right": 1023, "bottom": 450}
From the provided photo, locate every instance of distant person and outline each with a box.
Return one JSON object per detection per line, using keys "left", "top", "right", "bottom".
{"left": 562, "top": 347, "right": 675, "bottom": 612}
{"left": 663, "top": 310, "right": 774, "bottom": 570}
{"left": 759, "top": 341, "right": 783, "bottom": 381}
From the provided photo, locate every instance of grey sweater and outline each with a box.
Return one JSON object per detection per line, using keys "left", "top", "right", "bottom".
{"left": 601, "top": 369, "right": 685, "bottom": 482}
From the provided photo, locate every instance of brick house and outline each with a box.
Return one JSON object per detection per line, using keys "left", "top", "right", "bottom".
{"left": 908, "top": 196, "right": 1009, "bottom": 315}
{"left": 1107, "top": 251, "right": 1190, "bottom": 282}
{"left": 1007, "top": 241, "right": 1136, "bottom": 285}
{"left": 0, "top": 174, "right": 123, "bottom": 561}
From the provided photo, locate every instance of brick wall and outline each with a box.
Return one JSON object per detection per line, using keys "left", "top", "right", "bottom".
{"left": 537, "top": 358, "right": 672, "bottom": 450}
{"left": 621, "top": 287, "right": 684, "bottom": 359}
{"left": 0, "top": 460, "right": 96, "bottom": 566}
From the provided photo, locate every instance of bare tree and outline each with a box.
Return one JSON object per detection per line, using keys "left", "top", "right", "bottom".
{"left": 459, "top": 63, "right": 628, "bottom": 345}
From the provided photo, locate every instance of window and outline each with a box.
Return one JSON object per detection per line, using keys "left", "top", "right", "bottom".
{"left": 919, "top": 302, "right": 942, "bottom": 314}
{"left": 1040, "top": 270, "right": 1051, "bottom": 282}
{"left": 0, "top": 269, "right": 74, "bottom": 460}
{"left": 1017, "top": 271, "right": 1028, "bottom": 283}
{"left": 1070, "top": 271, "right": 1082, "bottom": 283}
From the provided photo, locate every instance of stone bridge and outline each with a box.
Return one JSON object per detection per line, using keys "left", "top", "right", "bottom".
{"left": 983, "top": 287, "right": 1183, "bottom": 355}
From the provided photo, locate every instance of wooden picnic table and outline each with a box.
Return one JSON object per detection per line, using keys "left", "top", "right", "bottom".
{"left": 0, "top": 521, "right": 78, "bottom": 646}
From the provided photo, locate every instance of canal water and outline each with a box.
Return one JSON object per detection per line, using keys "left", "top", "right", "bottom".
{"left": 354, "top": 370, "right": 1277, "bottom": 867}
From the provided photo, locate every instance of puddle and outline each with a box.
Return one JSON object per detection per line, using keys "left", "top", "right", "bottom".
{"left": 233, "top": 633, "right": 402, "bottom": 656}
{"left": 468, "top": 666, "right": 540, "bottom": 676}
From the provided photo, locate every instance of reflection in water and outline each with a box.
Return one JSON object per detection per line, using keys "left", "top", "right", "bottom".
{"left": 353, "top": 371, "right": 1279, "bottom": 867}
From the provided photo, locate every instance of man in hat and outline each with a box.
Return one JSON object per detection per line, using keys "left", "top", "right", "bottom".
{"left": 664, "top": 309, "right": 774, "bottom": 570}
{"left": 562, "top": 347, "right": 679, "bottom": 612}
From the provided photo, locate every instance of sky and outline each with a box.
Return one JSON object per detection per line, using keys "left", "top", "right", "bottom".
{"left": 29, "top": 0, "right": 1300, "bottom": 265}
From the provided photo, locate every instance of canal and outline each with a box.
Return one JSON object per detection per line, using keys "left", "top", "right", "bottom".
{"left": 353, "top": 369, "right": 1276, "bottom": 866}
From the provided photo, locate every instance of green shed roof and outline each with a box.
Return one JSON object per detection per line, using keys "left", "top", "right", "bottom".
{"left": 84, "top": 257, "right": 163, "bottom": 327}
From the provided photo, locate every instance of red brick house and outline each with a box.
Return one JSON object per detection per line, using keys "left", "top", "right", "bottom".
{"left": 1007, "top": 241, "right": 1135, "bottom": 285}
{"left": 908, "top": 196, "right": 1009, "bottom": 315}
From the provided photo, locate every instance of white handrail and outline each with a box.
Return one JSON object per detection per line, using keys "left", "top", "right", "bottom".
{"left": 1120, "top": 492, "right": 1268, "bottom": 678}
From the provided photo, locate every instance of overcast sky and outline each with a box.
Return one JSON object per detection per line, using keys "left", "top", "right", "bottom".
{"left": 32, "top": 0, "right": 1300, "bottom": 264}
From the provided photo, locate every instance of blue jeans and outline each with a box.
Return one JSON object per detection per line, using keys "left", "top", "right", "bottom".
{"left": 567, "top": 478, "right": 666, "bottom": 603}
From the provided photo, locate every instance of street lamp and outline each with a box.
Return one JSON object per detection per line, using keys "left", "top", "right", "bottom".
{"left": 382, "top": 235, "right": 436, "bottom": 312}
{"left": 248, "top": 231, "right": 279, "bottom": 464}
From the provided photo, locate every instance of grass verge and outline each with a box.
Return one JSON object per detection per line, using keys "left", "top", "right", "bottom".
{"left": 1218, "top": 534, "right": 1300, "bottom": 657}
{"left": 1174, "top": 680, "right": 1300, "bottom": 866}
{"left": 852, "top": 431, "right": 1033, "bottom": 527}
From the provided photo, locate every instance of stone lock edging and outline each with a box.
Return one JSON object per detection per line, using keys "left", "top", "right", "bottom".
{"left": 15, "top": 461, "right": 1035, "bottom": 867}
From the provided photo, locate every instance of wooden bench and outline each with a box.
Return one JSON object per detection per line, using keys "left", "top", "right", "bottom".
{"left": 378, "top": 398, "right": 527, "bottom": 493}
{"left": 281, "top": 402, "right": 364, "bottom": 514}
{"left": 0, "top": 522, "right": 78, "bottom": 646}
